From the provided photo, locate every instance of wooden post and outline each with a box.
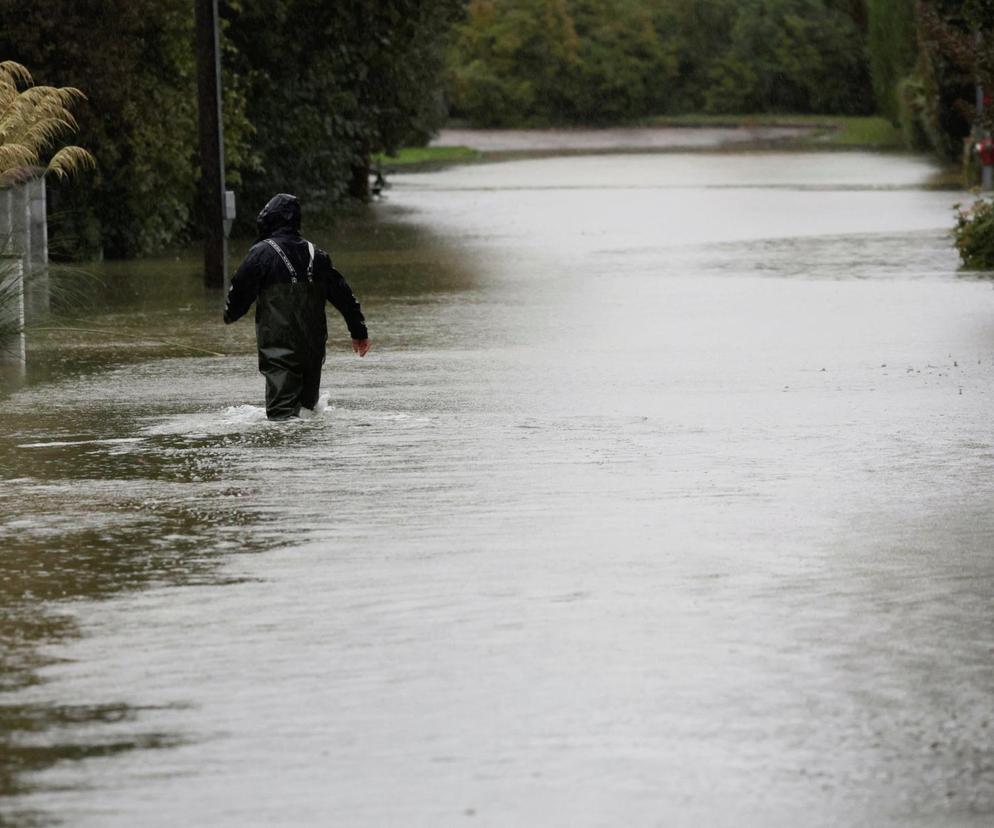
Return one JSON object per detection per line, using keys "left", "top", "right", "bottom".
{"left": 195, "top": 0, "right": 227, "bottom": 288}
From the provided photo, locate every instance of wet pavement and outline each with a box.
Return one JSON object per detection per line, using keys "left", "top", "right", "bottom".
{"left": 0, "top": 149, "right": 992, "bottom": 826}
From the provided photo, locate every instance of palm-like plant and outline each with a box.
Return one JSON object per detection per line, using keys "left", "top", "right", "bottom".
{"left": 1, "top": 61, "right": 95, "bottom": 353}
{"left": 0, "top": 60, "right": 95, "bottom": 185}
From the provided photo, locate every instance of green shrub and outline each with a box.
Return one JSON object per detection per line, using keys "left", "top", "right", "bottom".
{"left": 953, "top": 198, "right": 994, "bottom": 269}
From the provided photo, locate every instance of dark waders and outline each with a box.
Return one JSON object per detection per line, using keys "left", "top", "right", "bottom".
{"left": 255, "top": 240, "right": 328, "bottom": 419}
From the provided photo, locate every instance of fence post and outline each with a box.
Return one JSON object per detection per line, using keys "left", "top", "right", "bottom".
{"left": 1, "top": 188, "right": 13, "bottom": 247}
{"left": 0, "top": 254, "right": 26, "bottom": 366}
{"left": 1, "top": 178, "right": 50, "bottom": 348}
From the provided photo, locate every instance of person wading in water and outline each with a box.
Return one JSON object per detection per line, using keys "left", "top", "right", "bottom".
{"left": 223, "top": 193, "right": 370, "bottom": 419}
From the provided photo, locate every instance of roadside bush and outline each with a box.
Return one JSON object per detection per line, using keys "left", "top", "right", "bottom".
{"left": 0, "top": 0, "right": 254, "bottom": 259}
{"left": 0, "top": 60, "right": 92, "bottom": 343}
{"left": 953, "top": 198, "right": 994, "bottom": 269}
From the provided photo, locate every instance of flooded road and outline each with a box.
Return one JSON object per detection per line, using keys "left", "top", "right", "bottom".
{"left": 1, "top": 150, "right": 993, "bottom": 826}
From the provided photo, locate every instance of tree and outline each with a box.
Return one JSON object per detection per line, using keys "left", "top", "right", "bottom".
{"left": 867, "top": 0, "right": 919, "bottom": 121}
{"left": 1, "top": 61, "right": 93, "bottom": 344}
{"left": 338, "top": 1, "right": 466, "bottom": 197}
{"left": 705, "top": 0, "right": 874, "bottom": 114}
{"left": 0, "top": 0, "right": 254, "bottom": 258}
{"left": 564, "top": 0, "right": 677, "bottom": 122}
{"left": 651, "top": 0, "right": 739, "bottom": 113}
{"left": 447, "top": 0, "right": 876, "bottom": 123}
{"left": 910, "top": 0, "right": 992, "bottom": 159}
{"left": 224, "top": 0, "right": 462, "bottom": 213}
{"left": 447, "top": 0, "right": 581, "bottom": 126}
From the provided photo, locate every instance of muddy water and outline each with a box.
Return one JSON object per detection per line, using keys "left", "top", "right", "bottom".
{"left": 1, "top": 151, "right": 992, "bottom": 827}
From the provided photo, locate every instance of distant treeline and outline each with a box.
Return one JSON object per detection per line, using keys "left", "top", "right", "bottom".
{"left": 446, "top": 0, "right": 876, "bottom": 124}
{"left": 447, "top": 0, "right": 992, "bottom": 162}
{"left": 0, "top": 0, "right": 989, "bottom": 259}
{"left": 0, "top": 0, "right": 460, "bottom": 258}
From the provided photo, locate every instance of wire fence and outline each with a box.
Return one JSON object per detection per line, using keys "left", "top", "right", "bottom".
{"left": 1, "top": 178, "right": 48, "bottom": 361}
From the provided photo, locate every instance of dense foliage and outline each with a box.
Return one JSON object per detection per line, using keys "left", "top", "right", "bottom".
{"left": 705, "top": 0, "right": 873, "bottom": 114}
{"left": 0, "top": 61, "right": 94, "bottom": 344}
{"left": 867, "top": 0, "right": 919, "bottom": 122}
{"left": 3, "top": 0, "right": 994, "bottom": 258}
{"left": 865, "top": 1, "right": 994, "bottom": 161}
{"left": 447, "top": 0, "right": 875, "bottom": 125}
{"left": 0, "top": 0, "right": 255, "bottom": 257}
{"left": 224, "top": 1, "right": 461, "bottom": 213}
{"left": 0, "top": 0, "right": 459, "bottom": 257}
{"left": 953, "top": 197, "right": 994, "bottom": 268}
{"left": 907, "top": 0, "right": 977, "bottom": 160}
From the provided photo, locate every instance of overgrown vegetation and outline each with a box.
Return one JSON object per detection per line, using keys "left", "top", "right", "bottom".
{"left": 446, "top": 0, "right": 874, "bottom": 126}
{"left": 1, "top": 60, "right": 92, "bottom": 345}
{"left": 953, "top": 197, "right": 994, "bottom": 269}
{"left": 224, "top": 1, "right": 462, "bottom": 212}
{"left": 0, "top": 0, "right": 253, "bottom": 258}
{"left": 866, "top": 1, "right": 994, "bottom": 161}
{"left": 2, "top": 0, "right": 993, "bottom": 261}
{"left": 0, "top": 0, "right": 460, "bottom": 257}
{"left": 0, "top": 61, "right": 94, "bottom": 185}
{"left": 867, "top": 0, "right": 919, "bottom": 124}
{"left": 901, "top": 2, "right": 994, "bottom": 267}
{"left": 819, "top": 115, "right": 905, "bottom": 147}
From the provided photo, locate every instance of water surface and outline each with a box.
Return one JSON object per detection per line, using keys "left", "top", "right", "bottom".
{"left": 1, "top": 151, "right": 992, "bottom": 827}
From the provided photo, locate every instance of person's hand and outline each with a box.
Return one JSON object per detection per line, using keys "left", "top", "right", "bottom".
{"left": 352, "top": 338, "right": 370, "bottom": 357}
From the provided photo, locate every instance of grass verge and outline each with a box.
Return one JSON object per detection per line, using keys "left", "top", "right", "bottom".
{"left": 375, "top": 146, "right": 481, "bottom": 168}
{"left": 644, "top": 114, "right": 904, "bottom": 149}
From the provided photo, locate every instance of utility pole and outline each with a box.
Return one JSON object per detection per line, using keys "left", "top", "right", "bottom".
{"left": 195, "top": 0, "right": 227, "bottom": 287}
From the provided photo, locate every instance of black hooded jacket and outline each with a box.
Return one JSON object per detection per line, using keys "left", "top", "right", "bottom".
{"left": 223, "top": 194, "right": 368, "bottom": 357}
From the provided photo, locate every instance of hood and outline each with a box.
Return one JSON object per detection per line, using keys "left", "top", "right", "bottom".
{"left": 256, "top": 193, "right": 301, "bottom": 239}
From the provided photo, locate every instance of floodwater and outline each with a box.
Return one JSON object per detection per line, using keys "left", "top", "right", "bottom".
{"left": 432, "top": 124, "right": 812, "bottom": 152}
{"left": 1, "top": 149, "right": 993, "bottom": 827}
